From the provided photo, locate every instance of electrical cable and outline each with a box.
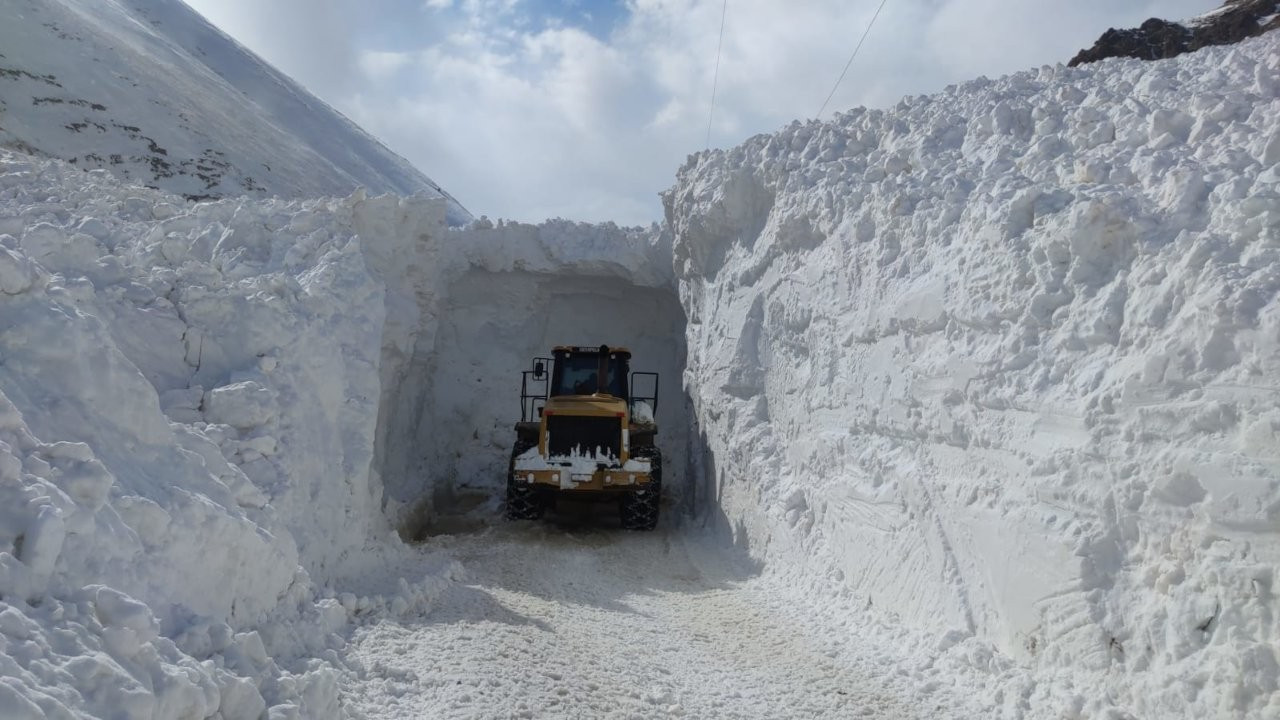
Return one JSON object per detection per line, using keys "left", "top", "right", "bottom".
{"left": 706, "top": 0, "right": 729, "bottom": 149}
{"left": 817, "top": 0, "right": 890, "bottom": 119}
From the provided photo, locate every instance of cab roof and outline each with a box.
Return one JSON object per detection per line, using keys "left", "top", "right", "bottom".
{"left": 552, "top": 345, "right": 632, "bottom": 356}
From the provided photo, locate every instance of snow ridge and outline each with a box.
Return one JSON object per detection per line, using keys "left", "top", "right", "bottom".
{"left": 669, "top": 33, "right": 1280, "bottom": 719}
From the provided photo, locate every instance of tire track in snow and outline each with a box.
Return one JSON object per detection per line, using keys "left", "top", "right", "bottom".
{"left": 339, "top": 518, "right": 973, "bottom": 719}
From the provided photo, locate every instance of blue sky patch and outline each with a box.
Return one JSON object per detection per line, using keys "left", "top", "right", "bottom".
{"left": 524, "top": 0, "right": 630, "bottom": 39}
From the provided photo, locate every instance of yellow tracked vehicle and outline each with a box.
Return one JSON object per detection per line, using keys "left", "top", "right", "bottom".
{"left": 508, "top": 345, "right": 661, "bottom": 530}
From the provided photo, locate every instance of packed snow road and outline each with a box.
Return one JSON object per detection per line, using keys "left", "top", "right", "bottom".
{"left": 338, "top": 506, "right": 980, "bottom": 720}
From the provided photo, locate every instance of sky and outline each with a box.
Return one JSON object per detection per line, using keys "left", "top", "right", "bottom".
{"left": 182, "top": 0, "right": 1215, "bottom": 225}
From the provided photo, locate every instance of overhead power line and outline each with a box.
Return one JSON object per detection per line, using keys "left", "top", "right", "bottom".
{"left": 706, "top": 0, "right": 729, "bottom": 149}
{"left": 817, "top": 0, "right": 890, "bottom": 119}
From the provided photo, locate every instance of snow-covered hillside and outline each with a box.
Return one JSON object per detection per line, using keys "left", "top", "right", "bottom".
{"left": 0, "top": 0, "right": 470, "bottom": 225}
{"left": 669, "top": 33, "right": 1280, "bottom": 718}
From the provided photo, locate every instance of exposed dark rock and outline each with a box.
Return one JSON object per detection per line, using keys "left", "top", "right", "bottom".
{"left": 1070, "top": 0, "right": 1280, "bottom": 66}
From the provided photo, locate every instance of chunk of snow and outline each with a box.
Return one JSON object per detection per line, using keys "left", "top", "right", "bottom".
{"left": 203, "top": 381, "right": 277, "bottom": 430}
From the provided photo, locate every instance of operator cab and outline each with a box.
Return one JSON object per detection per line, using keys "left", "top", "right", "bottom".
{"left": 549, "top": 346, "right": 630, "bottom": 398}
{"left": 518, "top": 345, "right": 658, "bottom": 425}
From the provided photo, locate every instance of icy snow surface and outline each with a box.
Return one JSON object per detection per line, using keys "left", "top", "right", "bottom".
{"left": 0, "top": 18, "right": 1277, "bottom": 720}
{"left": 669, "top": 33, "right": 1280, "bottom": 719}
{"left": 0, "top": 0, "right": 470, "bottom": 224}
{"left": 340, "top": 523, "right": 1005, "bottom": 720}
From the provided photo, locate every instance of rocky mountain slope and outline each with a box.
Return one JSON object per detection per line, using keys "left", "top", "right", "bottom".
{"left": 1071, "top": 0, "right": 1280, "bottom": 66}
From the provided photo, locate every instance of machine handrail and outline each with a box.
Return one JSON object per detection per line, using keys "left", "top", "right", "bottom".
{"left": 628, "top": 371, "right": 659, "bottom": 418}
{"left": 520, "top": 356, "right": 553, "bottom": 422}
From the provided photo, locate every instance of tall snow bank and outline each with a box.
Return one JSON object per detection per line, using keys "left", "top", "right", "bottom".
{"left": 0, "top": 153, "right": 455, "bottom": 717}
{"left": 669, "top": 35, "right": 1280, "bottom": 718}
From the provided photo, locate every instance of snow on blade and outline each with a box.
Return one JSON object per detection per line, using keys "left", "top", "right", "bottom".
{"left": 668, "top": 33, "right": 1280, "bottom": 719}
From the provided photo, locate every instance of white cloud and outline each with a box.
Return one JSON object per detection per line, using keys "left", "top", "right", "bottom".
{"left": 183, "top": 0, "right": 1219, "bottom": 224}
{"left": 358, "top": 50, "right": 415, "bottom": 81}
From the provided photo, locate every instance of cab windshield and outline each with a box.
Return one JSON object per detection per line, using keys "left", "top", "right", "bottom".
{"left": 550, "top": 353, "right": 627, "bottom": 397}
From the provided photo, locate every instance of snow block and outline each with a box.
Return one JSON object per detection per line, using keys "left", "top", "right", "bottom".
{"left": 203, "top": 381, "right": 278, "bottom": 430}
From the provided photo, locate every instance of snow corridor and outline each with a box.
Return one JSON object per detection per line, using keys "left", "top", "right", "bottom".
{"left": 0, "top": 32, "right": 1277, "bottom": 720}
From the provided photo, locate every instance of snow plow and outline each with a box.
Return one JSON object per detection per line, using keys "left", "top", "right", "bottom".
{"left": 508, "top": 345, "right": 661, "bottom": 530}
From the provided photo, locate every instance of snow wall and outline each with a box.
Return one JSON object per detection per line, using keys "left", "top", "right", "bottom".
{"left": 667, "top": 35, "right": 1280, "bottom": 718}
{"left": 0, "top": 161, "right": 444, "bottom": 718}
